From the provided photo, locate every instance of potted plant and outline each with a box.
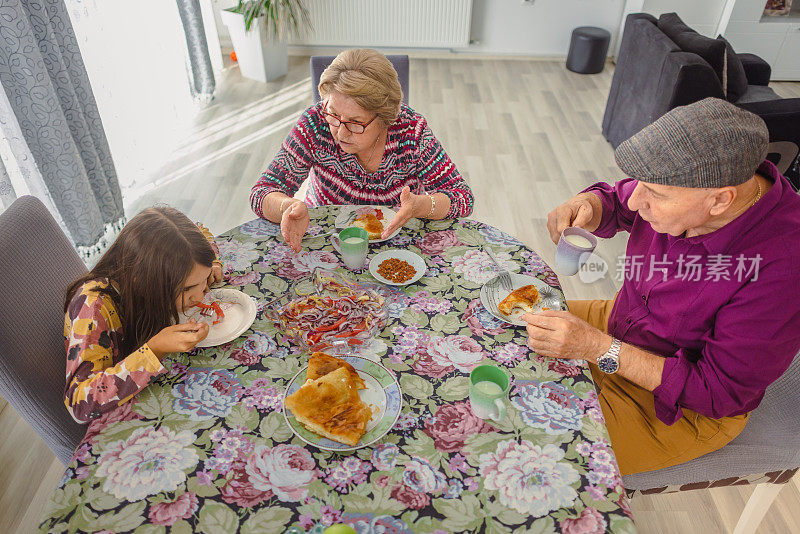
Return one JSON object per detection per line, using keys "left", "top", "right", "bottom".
{"left": 220, "top": 0, "right": 311, "bottom": 83}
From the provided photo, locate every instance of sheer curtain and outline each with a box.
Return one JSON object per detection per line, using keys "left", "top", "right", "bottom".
{"left": 0, "top": 0, "right": 125, "bottom": 262}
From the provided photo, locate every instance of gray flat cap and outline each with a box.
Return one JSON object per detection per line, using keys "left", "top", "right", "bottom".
{"left": 614, "top": 97, "right": 769, "bottom": 188}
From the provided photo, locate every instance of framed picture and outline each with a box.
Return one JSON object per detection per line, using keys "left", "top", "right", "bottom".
{"left": 763, "top": 0, "right": 794, "bottom": 16}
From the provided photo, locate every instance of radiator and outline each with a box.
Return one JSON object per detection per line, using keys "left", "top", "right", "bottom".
{"left": 291, "top": 0, "right": 473, "bottom": 48}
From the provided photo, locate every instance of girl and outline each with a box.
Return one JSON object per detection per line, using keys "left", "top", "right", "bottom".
{"left": 63, "top": 207, "right": 224, "bottom": 423}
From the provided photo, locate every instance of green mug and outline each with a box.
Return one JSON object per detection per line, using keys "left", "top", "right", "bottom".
{"left": 331, "top": 227, "right": 369, "bottom": 270}
{"left": 469, "top": 365, "right": 510, "bottom": 422}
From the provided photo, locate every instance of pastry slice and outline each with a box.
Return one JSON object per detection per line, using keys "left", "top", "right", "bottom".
{"left": 285, "top": 367, "right": 372, "bottom": 446}
{"left": 352, "top": 213, "right": 384, "bottom": 240}
{"left": 307, "top": 352, "right": 366, "bottom": 389}
{"left": 498, "top": 285, "right": 541, "bottom": 316}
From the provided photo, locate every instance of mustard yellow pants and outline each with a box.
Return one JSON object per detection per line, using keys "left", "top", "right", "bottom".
{"left": 568, "top": 298, "right": 749, "bottom": 475}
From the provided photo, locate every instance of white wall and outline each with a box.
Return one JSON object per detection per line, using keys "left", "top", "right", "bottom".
{"left": 66, "top": 1, "right": 196, "bottom": 202}
{"left": 467, "top": 0, "right": 626, "bottom": 56}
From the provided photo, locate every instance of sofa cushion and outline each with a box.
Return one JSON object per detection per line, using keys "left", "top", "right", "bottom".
{"left": 737, "top": 85, "right": 781, "bottom": 104}
{"left": 658, "top": 13, "right": 727, "bottom": 88}
{"left": 719, "top": 36, "right": 749, "bottom": 103}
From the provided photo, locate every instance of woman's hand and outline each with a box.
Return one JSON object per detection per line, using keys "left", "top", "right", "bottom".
{"left": 545, "top": 193, "right": 601, "bottom": 245}
{"left": 148, "top": 321, "right": 210, "bottom": 358}
{"left": 208, "top": 263, "right": 223, "bottom": 286}
{"left": 521, "top": 310, "right": 610, "bottom": 361}
{"left": 382, "top": 186, "right": 428, "bottom": 239}
{"left": 281, "top": 200, "right": 310, "bottom": 252}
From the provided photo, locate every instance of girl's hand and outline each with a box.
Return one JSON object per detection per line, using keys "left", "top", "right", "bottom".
{"left": 208, "top": 263, "right": 223, "bottom": 286}
{"left": 281, "top": 200, "right": 310, "bottom": 252}
{"left": 148, "top": 321, "right": 210, "bottom": 358}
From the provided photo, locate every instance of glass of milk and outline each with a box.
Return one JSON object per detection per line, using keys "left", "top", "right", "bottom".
{"left": 468, "top": 365, "right": 510, "bottom": 421}
{"left": 554, "top": 227, "right": 597, "bottom": 276}
{"left": 331, "top": 227, "right": 369, "bottom": 270}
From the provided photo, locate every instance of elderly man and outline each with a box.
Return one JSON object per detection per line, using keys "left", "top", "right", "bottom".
{"left": 524, "top": 98, "right": 800, "bottom": 475}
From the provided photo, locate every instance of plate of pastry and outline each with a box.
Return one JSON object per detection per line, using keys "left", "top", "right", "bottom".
{"left": 480, "top": 273, "right": 566, "bottom": 326}
{"left": 283, "top": 352, "right": 402, "bottom": 451}
{"left": 178, "top": 288, "right": 257, "bottom": 347}
{"left": 335, "top": 206, "right": 401, "bottom": 243}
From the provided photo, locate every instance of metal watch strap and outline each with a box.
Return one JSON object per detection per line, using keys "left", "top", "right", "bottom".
{"left": 598, "top": 337, "right": 622, "bottom": 374}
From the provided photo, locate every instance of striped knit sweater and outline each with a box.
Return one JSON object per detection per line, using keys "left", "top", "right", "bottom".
{"left": 250, "top": 102, "right": 474, "bottom": 219}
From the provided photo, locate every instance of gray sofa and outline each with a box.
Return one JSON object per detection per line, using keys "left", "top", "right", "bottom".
{"left": 603, "top": 13, "right": 800, "bottom": 190}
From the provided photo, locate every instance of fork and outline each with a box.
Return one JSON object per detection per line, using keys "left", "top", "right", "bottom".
{"left": 485, "top": 248, "right": 513, "bottom": 292}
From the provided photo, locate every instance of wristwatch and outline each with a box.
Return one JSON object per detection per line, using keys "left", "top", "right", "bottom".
{"left": 597, "top": 337, "right": 622, "bottom": 374}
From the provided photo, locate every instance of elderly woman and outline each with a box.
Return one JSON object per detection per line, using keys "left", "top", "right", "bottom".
{"left": 250, "top": 48, "right": 474, "bottom": 251}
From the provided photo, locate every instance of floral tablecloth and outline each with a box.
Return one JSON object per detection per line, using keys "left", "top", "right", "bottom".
{"left": 40, "top": 207, "right": 635, "bottom": 534}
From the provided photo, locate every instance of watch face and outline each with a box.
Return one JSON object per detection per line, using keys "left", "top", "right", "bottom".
{"left": 598, "top": 356, "right": 619, "bottom": 374}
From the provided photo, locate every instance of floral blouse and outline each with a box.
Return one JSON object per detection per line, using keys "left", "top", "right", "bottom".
{"left": 64, "top": 223, "right": 220, "bottom": 424}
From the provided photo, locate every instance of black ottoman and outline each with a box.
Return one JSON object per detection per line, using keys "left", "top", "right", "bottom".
{"left": 566, "top": 26, "right": 611, "bottom": 74}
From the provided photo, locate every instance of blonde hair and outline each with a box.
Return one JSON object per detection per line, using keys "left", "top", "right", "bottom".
{"left": 318, "top": 49, "right": 403, "bottom": 126}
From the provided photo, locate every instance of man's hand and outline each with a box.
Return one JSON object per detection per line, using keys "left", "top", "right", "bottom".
{"left": 382, "top": 186, "right": 426, "bottom": 239}
{"left": 546, "top": 193, "right": 602, "bottom": 244}
{"left": 281, "top": 200, "right": 310, "bottom": 252}
{"left": 521, "top": 310, "right": 610, "bottom": 361}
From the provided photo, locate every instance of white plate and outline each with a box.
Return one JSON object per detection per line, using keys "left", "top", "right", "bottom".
{"left": 369, "top": 249, "right": 426, "bottom": 286}
{"left": 480, "top": 273, "right": 566, "bottom": 326}
{"left": 179, "top": 288, "right": 257, "bottom": 347}
{"left": 283, "top": 355, "right": 402, "bottom": 451}
{"left": 335, "top": 205, "right": 401, "bottom": 243}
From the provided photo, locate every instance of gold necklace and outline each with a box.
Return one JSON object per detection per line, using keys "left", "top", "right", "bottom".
{"left": 751, "top": 179, "right": 762, "bottom": 207}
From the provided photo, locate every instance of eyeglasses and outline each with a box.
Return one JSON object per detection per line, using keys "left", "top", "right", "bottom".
{"left": 321, "top": 101, "right": 377, "bottom": 134}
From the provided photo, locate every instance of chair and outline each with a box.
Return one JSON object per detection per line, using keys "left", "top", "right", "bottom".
{"left": 310, "top": 55, "right": 410, "bottom": 104}
{"left": 0, "top": 196, "right": 88, "bottom": 465}
{"left": 623, "top": 349, "right": 800, "bottom": 534}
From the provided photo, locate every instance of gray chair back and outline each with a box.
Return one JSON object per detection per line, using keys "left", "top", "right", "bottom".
{"left": 624, "top": 349, "right": 800, "bottom": 489}
{"left": 310, "top": 55, "right": 410, "bottom": 104}
{"left": 0, "top": 196, "right": 88, "bottom": 465}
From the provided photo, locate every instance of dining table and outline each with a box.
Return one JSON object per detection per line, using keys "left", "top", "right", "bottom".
{"left": 39, "top": 206, "right": 636, "bottom": 534}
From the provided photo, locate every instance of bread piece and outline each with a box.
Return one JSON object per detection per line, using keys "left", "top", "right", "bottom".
{"left": 352, "top": 213, "right": 384, "bottom": 240}
{"left": 307, "top": 352, "right": 366, "bottom": 389}
{"left": 498, "top": 285, "right": 541, "bottom": 316}
{"left": 285, "top": 367, "right": 372, "bottom": 446}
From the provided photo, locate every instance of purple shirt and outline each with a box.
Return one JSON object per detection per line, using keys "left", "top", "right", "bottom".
{"left": 585, "top": 161, "right": 800, "bottom": 425}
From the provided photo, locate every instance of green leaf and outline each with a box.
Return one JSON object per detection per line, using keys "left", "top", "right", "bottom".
{"left": 41, "top": 482, "right": 82, "bottom": 519}
{"left": 485, "top": 498, "right": 527, "bottom": 526}
{"left": 171, "top": 519, "right": 194, "bottom": 534}
{"left": 67, "top": 505, "right": 98, "bottom": 533}
{"left": 463, "top": 432, "right": 506, "bottom": 460}
{"left": 401, "top": 308, "right": 429, "bottom": 327}
{"left": 580, "top": 417, "right": 611, "bottom": 442}
{"left": 241, "top": 507, "right": 293, "bottom": 534}
{"left": 609, "top": 514, "right": 638, "bottom": 534}
{"left": 421, "top": 275, "right": 455, "bottom": 293}
{"left": 485, "top": 518, "right": 513, "bottom": 534}
{"left": 437, "top": 375, "right": 470, "bottom": 401}
{"left": 86, "top": 486, "right": 119, "bottom": 511}
{"left": 580, "top": 491, "right": 627, "bottom": 513}
{"left": 133, "top": 388, "right": 174, "bottom": 419}
{"left": 455, "top": 227, "right": 486, "bottom": 247}
{"left": 435, "top": 494, "right": 483, "bottom": 532}
{"left": 259, "top": 411, "right": 293, "bottom": 442}
{"left": 92, "top": 501, "right": 146, "bottom": 532}
{"left": 443, "top": 245, "right": 471, "bottom": 262}
{"left": 400, "top": 374, "right": 434, "bottom": 400}
{"left": 430, "top": 313, "right": 461, "bottom": 334}
{"left": 188, "top": 475, "right": 221, "bottom": 498}
{"left": 402, "top": 430, "right": 443, "bottom": 467}
{"left": 259, "top": 273, "right": 289, "bottom": 296}
{"left": 265, "top": 357, "right": 301, "bottom": 380}
{"left": 226, "top": 403, "right": 260, "bottom": 431}
{"left": 520, "top": 516, "right": 556, "bottom": 534}
{"left": 197, "top": 502, "right": 240, "bottom": 534}
{"left": 133, "top": 525, "right": 166, "bottom": 534}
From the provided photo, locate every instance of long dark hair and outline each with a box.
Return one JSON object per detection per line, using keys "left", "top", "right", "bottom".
{"left": 65, "top": 207, "right": 216, "bottom": 355}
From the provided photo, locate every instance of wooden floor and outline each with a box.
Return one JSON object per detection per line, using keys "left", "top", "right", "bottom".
{"left": 2, "top": 56, "right": 799, "bottom": 534}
